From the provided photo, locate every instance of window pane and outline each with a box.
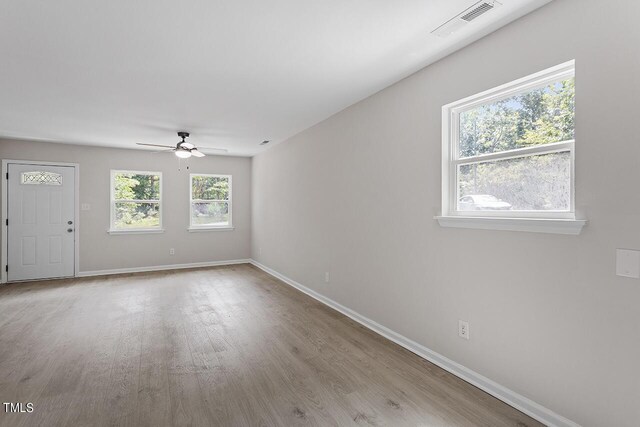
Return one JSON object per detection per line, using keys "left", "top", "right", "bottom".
{"left": 191, "top": 176, "right": 229, "bottom": 200}
{"left": 21, "top": 171, "right": 63, "bottom": 185}
{"left": 458, "top": 151, "right": 570, "bottom": 211}
{"left": 114, "top": 202, "right": 160, "bottom": 228}
{"left": 459, "top": 77, "right": 574, "bottom": 158}
{"left": 191, "top": 201, "right": 229, "bottom": 226}
{"left": 114, "top": 173, "right": 160, "bottom": 200}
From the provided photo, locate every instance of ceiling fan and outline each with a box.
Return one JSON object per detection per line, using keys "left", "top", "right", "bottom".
{"left": 136, "top": 131, "right": 227, "bottom": 158}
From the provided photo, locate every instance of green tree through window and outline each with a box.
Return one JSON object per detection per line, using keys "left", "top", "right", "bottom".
{"left": 459, "top": 78, "right": 574, "bottom": 158}
{"left": 190, "top": 175, "right": 231, "bottom": 228}
{"left": 112, "top": 172, "right": 161, "bottom": 229}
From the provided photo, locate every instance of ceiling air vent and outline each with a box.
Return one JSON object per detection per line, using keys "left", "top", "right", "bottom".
{"left": 431, "top": 1, "right": 501, "bottom": 37}
{"left": 461, "top": 2, "right": 495, "bottom": 21}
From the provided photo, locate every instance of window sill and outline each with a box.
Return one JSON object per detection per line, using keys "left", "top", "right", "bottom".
{"left": 188, "top": 226, "right": 235, "bottom": 233}
{"left": 434, "top": 216, "right": 586, "bottom": 235}
{"left": 107, "top": 229, "right": 165, "bottom": 235}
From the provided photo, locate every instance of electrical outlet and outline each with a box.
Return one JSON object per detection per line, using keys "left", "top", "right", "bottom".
{"left": 458, "top": 320, "right": 469, "bottom": 340}
{"left": 324, "top": 272, "right": 330, "bottom": 283}
{"left": 81, "top": 203, "right": 91, "bottom": 211}
{"left": 259, "top": 247, "right": 262, "bottom": 256}
{"left": 169, "top": 248, "right": 175, "bottom": 255}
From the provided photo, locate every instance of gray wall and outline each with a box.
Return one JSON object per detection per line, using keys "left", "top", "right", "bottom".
{"left": 251, "top": 0, "right": 640, "bottom": 425}
{"left": 0, "top": 139, "right": 252, "bottom": 272}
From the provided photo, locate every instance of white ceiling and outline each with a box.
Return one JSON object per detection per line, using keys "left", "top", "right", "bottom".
{"left": 0, "top": 0, "right": 551, "bottom": 156}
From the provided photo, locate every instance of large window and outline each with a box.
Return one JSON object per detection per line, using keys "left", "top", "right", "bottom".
{"left": 441, "top": 61, "right": 575, "bottom": 222}
{"left": 110, "top": 170, "right": 162, "bottom": 232}
{"left": 189, "top": 174, "right": 232, "bottom": 229}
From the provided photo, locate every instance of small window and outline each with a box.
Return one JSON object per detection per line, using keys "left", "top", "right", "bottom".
{"left": 21, "top": 171, "right": 63, "bottom": 185}
{"left": 110, "top": 170, "right": 162, "bottom": 231}
{"left": 441, "top": 60, "right": 575, "bottom": 219}
{"left": 190, "top": 174, "right": 232, "bottom": 229}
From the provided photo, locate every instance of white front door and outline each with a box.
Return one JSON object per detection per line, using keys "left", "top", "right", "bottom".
{"left": 7, "top": 163, "right": 75, "bottom": 281}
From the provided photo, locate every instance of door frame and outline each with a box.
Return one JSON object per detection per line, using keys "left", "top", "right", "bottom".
{"left": 1, "top": 159, "right": 80, "bottom": 284}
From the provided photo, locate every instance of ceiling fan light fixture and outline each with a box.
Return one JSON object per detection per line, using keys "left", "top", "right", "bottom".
{"left": 175, "top": 149, "right": 191, "bottom": 158}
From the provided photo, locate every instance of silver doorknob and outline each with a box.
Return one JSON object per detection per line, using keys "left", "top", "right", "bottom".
{"left": 67, "top": 228, "right": 73, "bottom": 233}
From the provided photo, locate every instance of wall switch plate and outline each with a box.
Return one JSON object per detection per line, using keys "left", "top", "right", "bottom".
{"left": 81, "top": 203, "right": 91, "bottom": 211}
{"left": 169, "top": 248, "right": 175, "bottom": 255}
{"left": 324, "top": 272, "right": 330, "bottom": 283}
{"left": 458, "top": 320, "right": 470, "bottom": 340}
{"left": 616, "top": 249, "right": 640, "bottom": 278}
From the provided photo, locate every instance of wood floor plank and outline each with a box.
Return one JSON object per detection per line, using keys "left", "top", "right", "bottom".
{"left": 0, "top": 265, "right": 543, "bottom": 427}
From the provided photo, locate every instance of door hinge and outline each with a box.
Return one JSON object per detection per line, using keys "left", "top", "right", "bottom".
{"left": 5, "top": 265, "right": 7, "bottom": 272}
{"left": 5, "top": 172, "right": 7, "bottom": 180}
{"left": 5, "top": 218, "right": 7, "bottom": 226}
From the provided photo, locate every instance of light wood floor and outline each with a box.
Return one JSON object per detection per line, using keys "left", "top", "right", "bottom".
{"left": 0, "top": 264, "right": 542, "bottom": 427}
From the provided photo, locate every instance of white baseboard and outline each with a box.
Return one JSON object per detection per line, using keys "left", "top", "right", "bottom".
{"left": 78, "top": 259, "right": 250, "bottom": 278}
{"left": 249, "top": 259, "right": 580, "bottom": 427}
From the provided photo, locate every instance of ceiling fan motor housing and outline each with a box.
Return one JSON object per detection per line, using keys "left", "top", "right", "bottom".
{"left": 177, "top": 131, "right": 192, "bottom": 151}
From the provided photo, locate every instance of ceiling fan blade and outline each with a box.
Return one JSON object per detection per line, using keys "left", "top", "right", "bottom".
{"left": 191, "top": 149, "right": 205, "bottom": 157}
{"left": 137, "top": 143, "right": 175, "bottom": 148}
{"left": 181, "top": 142, "right": 195, "bottom": 150}
{"left": 151, "top": 148, "right": 176, "bottom": 154}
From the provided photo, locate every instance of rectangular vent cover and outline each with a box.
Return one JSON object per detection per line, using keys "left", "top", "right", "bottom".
{"left": 461, "top": 2, "right": 494, "bottom": 21}
{"left": 431, "top": 1, "right": 501, "bottom": 37}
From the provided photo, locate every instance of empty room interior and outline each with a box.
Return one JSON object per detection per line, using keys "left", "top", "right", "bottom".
{"left": 1, "top": 0, "right": 638, "bottom": 426}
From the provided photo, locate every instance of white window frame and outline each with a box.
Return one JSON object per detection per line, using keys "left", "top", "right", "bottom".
{"left": 109, "top": 170, "right": 163, "bottom": 234}
{"left": 437, "top": 60, "right": 585, "bottom": 234}
{"left": 188, "top": 174, "right": 233, "bottom": 231}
